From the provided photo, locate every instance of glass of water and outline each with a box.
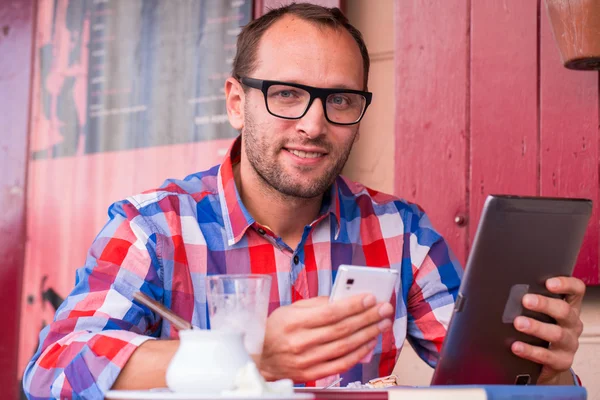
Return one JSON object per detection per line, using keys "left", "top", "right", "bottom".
{"left": 205, "top": 274, "right": 271, "bottom": 357}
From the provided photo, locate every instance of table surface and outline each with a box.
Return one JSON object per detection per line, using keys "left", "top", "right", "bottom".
{"left": 301, "top": 388, "right": 388, "bottom": 400}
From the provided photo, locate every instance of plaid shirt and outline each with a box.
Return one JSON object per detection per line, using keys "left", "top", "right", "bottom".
{"left": 23, "top": 136, "right": 462, "bottom": 399}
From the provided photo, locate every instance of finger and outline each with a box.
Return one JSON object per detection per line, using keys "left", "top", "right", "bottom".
{"left": 301, "top": 337, "right": 378, "bottom": 381}
{"left": 511, "top": 341, "right": 573, "bottom": 372}
{"left": 306, "top": 302, "right": 393, "bottom": 345}
{"left": 513, "top": 316, "right": 577, "bottom": 350}
{"left": 291, "top": 296, "right": 330, "bottom": 308}
{"left": 522, "top": 294, "right": 579, "bottom": 327}
{"left": 295, "top": 310, "right": 393, "bottom": 364}
{"left": 302, "top": 294, "right": 379, "bottom": 328}
{"left": 309, "top": 318, "right": 391, "bottom": 364}
{"left": 546, "top": 277, "right": 586, "bottom": 303}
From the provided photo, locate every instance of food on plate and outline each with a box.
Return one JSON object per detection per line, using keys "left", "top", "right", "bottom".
{"left": 365, "top": 374, "right": 399, "bottom": 388}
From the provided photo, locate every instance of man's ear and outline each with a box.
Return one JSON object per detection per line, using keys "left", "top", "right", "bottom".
{"left": 225, "top": 77, "right": 244, "bottom": 130}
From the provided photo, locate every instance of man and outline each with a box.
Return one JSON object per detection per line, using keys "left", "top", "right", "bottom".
{"left": 24, "top": 3, "right": 585, "bottom": 399}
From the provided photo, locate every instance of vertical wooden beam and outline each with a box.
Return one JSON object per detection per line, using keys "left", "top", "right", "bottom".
{"left": 256, "top": 0, "right": 341, "bottom": 17}
{"left": 254, "top": 0, "right": 264, "bottom": 18}
{"left": 469, "top": 0, "right": 539, "bottom": 243}
{"left": 394, "top": 0, "right": 469, "bottom": 263}
{"left": 540, "top": 6, "right": 599, "bottom": 285}
{"left": 0, "top": 0, "right": 35, "bottom": 398}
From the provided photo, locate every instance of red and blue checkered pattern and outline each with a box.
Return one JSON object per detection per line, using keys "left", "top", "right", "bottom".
{"left": 23, "top": 136, "right": 462, "bottom": 399}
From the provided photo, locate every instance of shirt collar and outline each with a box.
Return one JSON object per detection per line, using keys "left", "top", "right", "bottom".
{"left": 218, "top": 136, "right": 342, "bottom": 246}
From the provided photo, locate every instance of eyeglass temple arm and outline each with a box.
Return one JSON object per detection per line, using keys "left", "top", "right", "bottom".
{"left": 239, "top": 76, "right": 263, "bottom": 90}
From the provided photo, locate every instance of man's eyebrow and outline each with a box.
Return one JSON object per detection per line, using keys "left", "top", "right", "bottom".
{"left": 330, "top": 84, "right": 362, "bottom": 91}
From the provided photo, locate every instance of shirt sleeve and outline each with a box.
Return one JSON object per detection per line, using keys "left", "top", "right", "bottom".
{"left": 22, "top": 200, "right": 164, "bottom": 399}
{"left": 402, "top": 207, "right": 463, "bottom": 368}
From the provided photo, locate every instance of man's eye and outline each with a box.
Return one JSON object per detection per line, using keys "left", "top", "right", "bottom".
{"left": 330, "top": 95, "right": 350, "bottom": 106}
{"left": 273, "top": 90, "right": 300, "bottom": 98}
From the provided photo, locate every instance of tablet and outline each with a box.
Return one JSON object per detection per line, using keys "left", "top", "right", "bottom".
{"left": 431, "top": 195, "right": 592, "bottom": 386}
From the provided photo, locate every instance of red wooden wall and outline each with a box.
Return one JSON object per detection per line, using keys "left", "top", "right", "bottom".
{"left": 0, "top": 0, "right": 35, "bottom": 398}
{"left": 395, "top": 0, "right": 600, "bottom": 285}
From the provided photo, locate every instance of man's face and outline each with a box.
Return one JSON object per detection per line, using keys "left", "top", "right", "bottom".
{"left": 240, "top": 16, "right": 365, "bottom": 199}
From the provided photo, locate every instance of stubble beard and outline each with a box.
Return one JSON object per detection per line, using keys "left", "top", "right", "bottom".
{"left": 242, "top": 109, "right": 355, "bottom": 199}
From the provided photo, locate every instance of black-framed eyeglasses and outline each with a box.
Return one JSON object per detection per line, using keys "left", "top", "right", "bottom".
{"left": 239, "top": 77, "right": 372, "bottom": 125}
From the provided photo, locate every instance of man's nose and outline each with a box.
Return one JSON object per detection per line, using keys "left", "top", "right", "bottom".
{"left": 295, "top": 98, "right": 327, "bottom": 139}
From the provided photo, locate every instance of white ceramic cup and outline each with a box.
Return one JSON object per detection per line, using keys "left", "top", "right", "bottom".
{"left": 166, "top": 329, "right": 251, "bottom": 393}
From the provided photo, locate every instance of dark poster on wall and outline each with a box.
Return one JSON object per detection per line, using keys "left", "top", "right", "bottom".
{"left": 32, "top": 0, "right": 250, "bottom": 159}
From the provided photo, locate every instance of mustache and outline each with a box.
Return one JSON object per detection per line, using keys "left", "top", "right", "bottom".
{"left": 282, "top": 137, "right": 333, "bottom": 152}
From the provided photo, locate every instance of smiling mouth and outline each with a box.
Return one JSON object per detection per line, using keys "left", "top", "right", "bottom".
{"left": 284, "top": 148, "right": 327, "bottom": 159}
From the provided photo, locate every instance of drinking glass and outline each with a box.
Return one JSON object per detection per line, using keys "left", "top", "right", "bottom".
{"left": 205, "top": 274, "right": 271, "bottom": 357}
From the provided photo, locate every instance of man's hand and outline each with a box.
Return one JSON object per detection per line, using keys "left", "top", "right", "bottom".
{"left": 258, "top": 294, "right": 394, "bottom": 382}
{"left": 511, "top": 276, "right": 586, "bottom": 385}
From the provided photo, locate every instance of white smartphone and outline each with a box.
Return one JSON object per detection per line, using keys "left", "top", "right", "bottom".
{"left": 329, "top": 265, "right": 399, "bottom": 303}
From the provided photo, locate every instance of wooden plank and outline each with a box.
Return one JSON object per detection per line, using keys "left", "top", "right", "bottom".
{"left": 470, "top": 1, "right": 539, "bottom": 245}
{"left": 540, "top": 9, "right": 599, "bottom": 285}
{"left": 394, "top": 0, "right": 469, "bottom": 263}
{"left": 257, "top": 0, "right": 341, "bottom": 17}
{"left": 0, "top": 0, "right": 35, "bottom": 398}
{"left": 342, "top": 0, "right": 395, "bottom": 194}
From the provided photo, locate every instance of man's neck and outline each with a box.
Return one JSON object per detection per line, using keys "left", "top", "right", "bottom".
{"left": 233, "top": 161, "right": 323, "bottom": 249}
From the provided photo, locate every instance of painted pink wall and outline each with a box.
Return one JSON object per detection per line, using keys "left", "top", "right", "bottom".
{"left": 0, "top": 0, "right": 35, "bottom": 398}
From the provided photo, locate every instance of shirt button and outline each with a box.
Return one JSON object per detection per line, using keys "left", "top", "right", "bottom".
{"left": 293, "top": 255, "right": 299, "bottom": 264}
{"left": 257, "top": 228, "right": 266, "bottom": 235}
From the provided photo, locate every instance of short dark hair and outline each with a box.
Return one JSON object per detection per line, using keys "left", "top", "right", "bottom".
{"left": 232, "top": 2, "right": 370, "bottom": 89}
